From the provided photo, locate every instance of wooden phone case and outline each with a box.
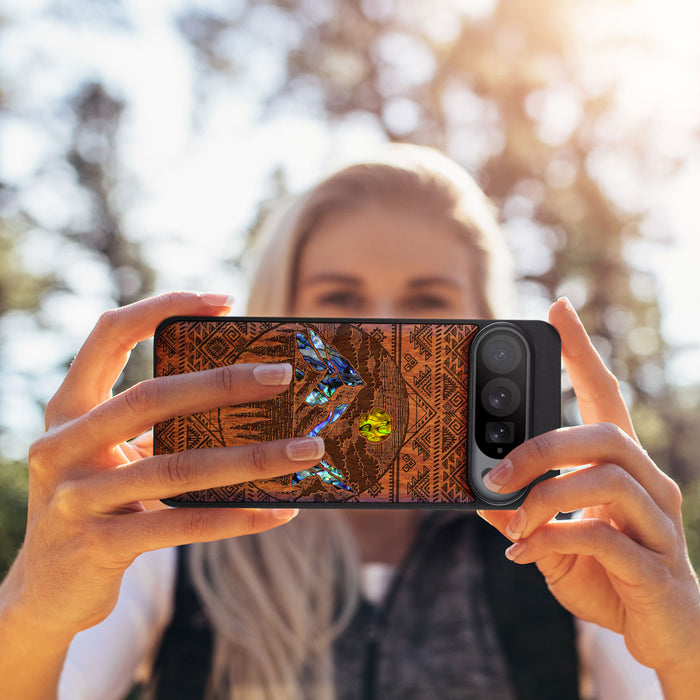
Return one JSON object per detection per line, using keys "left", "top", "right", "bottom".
{"left": 153, "top": 317, "right": 559, "bottom": 507}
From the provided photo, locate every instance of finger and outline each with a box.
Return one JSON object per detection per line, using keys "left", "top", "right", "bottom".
{"left": 503, "top": 464, "right": 676, "bottom": 554}
{"left": 128, "top": 430, "right": 153, "bottom": 459}
{"left": 47, "top": 292, "right": 235, "bottom": 424}
{"left": 65, "top": 362, "right": 293, "bottom": 455}
{"left": 476, "top": 509, "right": 516, "bottom": 539}
{"left": 110, "top": 507, "right": 301, "bottom": 557}
{"left": 86, "top": 436, "right": 326, "bottom": 507}
{"left": 548, "top": 298, "right": 636, "bottom": 439}
{"left": 503, "top": 518, "right": 663, "bottom": 588}
{"left": 483, "top": 423, "right": 681, "bottom": 515}
{"left": 119, "top": 431, "right": 153, "bottom": 462}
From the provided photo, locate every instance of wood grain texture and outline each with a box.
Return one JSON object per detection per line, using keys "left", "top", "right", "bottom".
{"left": 154, "top": 320, "right": 478, "bottom": 505}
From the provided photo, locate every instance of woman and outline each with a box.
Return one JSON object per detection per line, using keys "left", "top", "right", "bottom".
{"left": 0, "top": 145, "right": 698, "bottom": 699}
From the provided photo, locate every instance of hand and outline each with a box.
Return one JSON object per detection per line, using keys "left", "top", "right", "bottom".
{"left": 3, "top": 292, "right": 325, "bottom": 640}
{"left": 478, "top": 298, "right": 700, "bottom": 691}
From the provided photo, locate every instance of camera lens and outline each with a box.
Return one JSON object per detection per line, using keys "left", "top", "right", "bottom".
{"left": 482, "top": 334, "right": 523, "bottom": 374}
{"left": 481, "top": 378, "right": 521, "bottom": 417}
{"left": 489, "top": 387, "right": 511, "bottom": 411}
{"left": 486, "top": 421, "right": 514, "bottom": 444}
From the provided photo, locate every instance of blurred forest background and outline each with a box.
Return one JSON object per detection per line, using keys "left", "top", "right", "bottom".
{"left": 1, "top": 0, "right": 700, "bottom": 575}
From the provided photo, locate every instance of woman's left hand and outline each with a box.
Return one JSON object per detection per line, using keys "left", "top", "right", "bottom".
{"left": 478, "top": 298, "right": 700, "bottom": 696}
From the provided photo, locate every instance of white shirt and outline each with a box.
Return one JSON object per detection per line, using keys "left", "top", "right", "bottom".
{"left": 59, "top": 548, "right": 663, "bottom": 700}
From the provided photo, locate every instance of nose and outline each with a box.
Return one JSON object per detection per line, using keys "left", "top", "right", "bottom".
{"left": 363, "top": 299, "right": 409, "bottom": 319}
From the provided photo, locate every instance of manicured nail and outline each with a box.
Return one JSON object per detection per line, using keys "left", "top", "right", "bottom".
{"left": 505, "top": 541, "right": 527, "bottom": 561}
{"left": 506, "top": 509, "right": 527, "bottom": 540}
{"left": 273, "top": 508, "right": 299, "bottom": 521}
{"left": 254, "top": 363, "right": 293, "bottom": 386}
{"left": 557, "top": 296, "right": 578, "bottom": 319}
{"left": 199, "top": 293, "right": 236, "bottom": 308}
{"left": 286, "top": 437, "right": 325, "bottom": 461}
{"left": 483, "top": 460, "right": 512, "bottom": 493}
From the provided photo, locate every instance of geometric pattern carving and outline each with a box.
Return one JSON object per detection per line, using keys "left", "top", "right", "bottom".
{"left": 154, "top": 319, "right": 478, "bottom": 505}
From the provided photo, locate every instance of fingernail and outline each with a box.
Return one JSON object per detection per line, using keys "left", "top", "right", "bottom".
{"left": 254, "top": 363, "right": 293, "bottom": 386}
{"left": 557, "top": 296, "right": 578, "bottom": 319}
{"left": 286, "top": 437, "right": 325, "bottom": 461}
{"left": 483, "top": 460, "right": 512, "bottom": 493}
{"left": 199, "top": 293, "right": 236, "bottom": 308}
{"left": 273, "top": 508, "right": 299, "bottom": 521}
{"left": 505, "top": 541, "right": 527, "bottom": 561}
{"left": 506, "top": 509, "right": 527, "bottom": 540}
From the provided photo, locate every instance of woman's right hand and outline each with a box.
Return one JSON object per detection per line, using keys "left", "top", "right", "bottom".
{"left": 1, "top": 292, "right": 324, "bottom": 641}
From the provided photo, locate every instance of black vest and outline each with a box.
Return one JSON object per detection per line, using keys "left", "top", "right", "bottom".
{"left": 148, "top": 514, "right": 579, "bottom": 699}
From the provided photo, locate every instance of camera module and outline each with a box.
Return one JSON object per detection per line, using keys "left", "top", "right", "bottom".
{"left": 470, "top": 323, "right": 531, "bottom": 463}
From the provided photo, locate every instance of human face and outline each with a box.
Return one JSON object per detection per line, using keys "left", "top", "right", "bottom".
{"left": 293, "top": 202, "right": 485, "bottom": 319}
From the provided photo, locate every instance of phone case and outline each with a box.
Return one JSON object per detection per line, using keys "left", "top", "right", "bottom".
{"left": 153, "top": 317, "right": 560, "bottom": 508}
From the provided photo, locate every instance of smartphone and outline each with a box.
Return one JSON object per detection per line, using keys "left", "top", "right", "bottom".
{"left": 153, "top": 317, "right": 560, "bottom": 509}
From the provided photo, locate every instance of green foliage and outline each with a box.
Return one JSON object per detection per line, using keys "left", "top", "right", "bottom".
{"left": 682, "top": 478, "right": 700, "bottom": 572}
{"left": 0, "top": 224, "right": 54, "bottom": 316}
{"left": 0, "top": 460, "right": 28, "bottom": 577}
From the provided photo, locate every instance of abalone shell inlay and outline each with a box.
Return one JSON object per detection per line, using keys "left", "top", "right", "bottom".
{"left": 359, "top": 407, "right": 392, "bottom": 443}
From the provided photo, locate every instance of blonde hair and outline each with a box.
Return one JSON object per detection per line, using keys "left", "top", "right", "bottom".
{"left": 189, "top": 512, "right": 359, "bottom": 700}
{"left": 188, "top": 145, "right": 514, "bottom": 699}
